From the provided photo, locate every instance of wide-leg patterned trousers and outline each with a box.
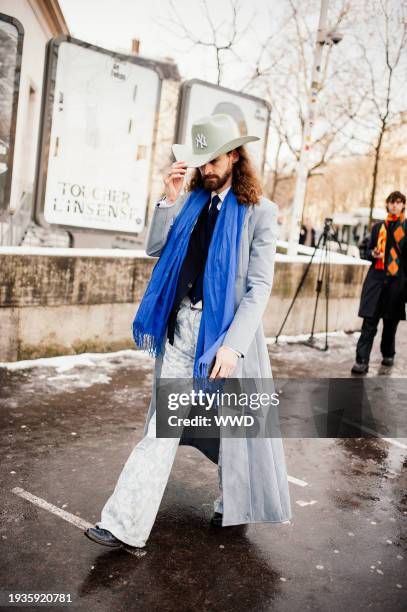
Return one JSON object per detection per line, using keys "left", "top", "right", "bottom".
{"left": 96, "top": 296, "right": 223, "bottom": 547}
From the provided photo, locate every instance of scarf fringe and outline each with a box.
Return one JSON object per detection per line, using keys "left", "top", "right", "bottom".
{"left": 193, "top": 365, "right": 227, "bottom": 396}
{"left": 132, "top": 321, "right": 162, "bottom": 357}
{"left": 194, "top": 360, "right": 209, "bottom": 379}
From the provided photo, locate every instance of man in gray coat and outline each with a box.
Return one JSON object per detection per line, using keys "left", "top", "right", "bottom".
{"left": 85, "top": 114, "right": 292, "bottom": 549}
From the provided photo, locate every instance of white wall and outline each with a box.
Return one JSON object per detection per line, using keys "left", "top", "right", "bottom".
{"left": 0, "top": 0, "right": 53, "bottom": 212}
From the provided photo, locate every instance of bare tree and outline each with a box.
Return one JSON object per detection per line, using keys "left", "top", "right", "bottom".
{"left": 156, "top": 0, "right": 251, "bottom": 85}
{"left": 352, "top": 0, "right": 407, "bottom": 227}
{"left": 242, "top": 0, "right": 368, "bottom": 204}
{"left": 156, "top": 0, "right": 406, "bottom": 223}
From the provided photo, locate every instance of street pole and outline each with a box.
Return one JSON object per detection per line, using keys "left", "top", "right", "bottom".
{"left": 287, "top": 0, "right": 330, "bottom": 255}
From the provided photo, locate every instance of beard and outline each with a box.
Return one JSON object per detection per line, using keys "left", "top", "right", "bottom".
{"left": 202, "top": 167, "right": 232, "bottom": 191}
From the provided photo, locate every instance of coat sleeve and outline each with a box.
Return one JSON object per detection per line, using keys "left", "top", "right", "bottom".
{"left": 365, "top": 223, "right": 380, "bottom": 262}
{"left": 222, "top": 200, "right": 279, "bottom": 358}
{"left": 144, "top": 194, "right": 188, "bottom": 257}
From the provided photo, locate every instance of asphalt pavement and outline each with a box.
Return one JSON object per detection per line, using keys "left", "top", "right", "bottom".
{"left": 0, "top": 323, "right": 406, "bottom": 611}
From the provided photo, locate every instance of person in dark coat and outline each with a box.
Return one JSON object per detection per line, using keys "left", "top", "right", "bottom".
{"left": 351, "top": 191, "right": 407, "bottom": 374}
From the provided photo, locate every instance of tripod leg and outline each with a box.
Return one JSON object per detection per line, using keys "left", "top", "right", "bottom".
{"left": 309, "top": 237, "right": 327, "bottom": 342}
{"left": 325, "top": 251, "right": 330, "bottom": 351}
{"left": 275, "top": 231, "right": 325, "bottom": 342}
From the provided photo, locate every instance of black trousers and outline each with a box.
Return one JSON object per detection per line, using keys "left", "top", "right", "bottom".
{"left": 356, "top": 317, "right": 400, "bottom": 364}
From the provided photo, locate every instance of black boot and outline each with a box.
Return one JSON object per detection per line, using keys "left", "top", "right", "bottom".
{"left": 210, "top": 512, "right": 223, "bottom": 527}
{"left": 84, "top": 526, "right": 123, "bottom": 548}
{"left": 351, "top": 361, "right": 369, "bottom": 375}
{"left": 381, "top": 356, "right": 394, "bottom": 367}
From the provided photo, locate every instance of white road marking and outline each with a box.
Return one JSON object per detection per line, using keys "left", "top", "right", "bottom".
{"left": 12, "top": 487, "right": 93, "bottom": 530}
{"left": 296, "top": 499, "right": 317, "bottom": 507}
{"left": 12, "top": 487, "right": 146, "bottom": 557}
{"left": 337, "top": 418, "right": 407, "bottom": 451}
{"left": 288, "top": 475, "right": 308, "bottom": 487}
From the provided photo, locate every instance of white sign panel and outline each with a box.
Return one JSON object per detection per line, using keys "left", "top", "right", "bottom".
{"left": 177, "top": 79, "right": 270, "bottom": 172}
{"left": 0, "top": 14, "right": 24, "bottom": 217}
{"left": 42, "top": 39, "right": 161, "bottom": 233}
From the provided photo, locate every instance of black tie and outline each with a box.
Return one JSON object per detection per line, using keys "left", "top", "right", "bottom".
{"left": 188, "top": 194, "right": 221, "bottom": 305}
{"left": 207, "top": 194, "right": 220, "bottom": 235}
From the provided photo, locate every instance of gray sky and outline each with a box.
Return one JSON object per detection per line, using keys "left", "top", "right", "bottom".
{"left": 58, "top": 0, "right": 287, "bottom": 86}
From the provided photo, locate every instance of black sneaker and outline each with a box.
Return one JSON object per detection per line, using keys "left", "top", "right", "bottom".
{"left": 381, "top": 357, "right": 394, "bottom": 367}
{"left": 210, "top": 512, "right": 223, "bottom": 527}
{"left": 84, "top": 526, "right": 123, "bottom": 548}
{"left": 351, "top": 362, "right": 369, "bottom": 375}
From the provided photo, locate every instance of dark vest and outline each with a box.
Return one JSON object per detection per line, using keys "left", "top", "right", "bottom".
{"left": 167, "top": 196, "right": 219, "bottom": 344}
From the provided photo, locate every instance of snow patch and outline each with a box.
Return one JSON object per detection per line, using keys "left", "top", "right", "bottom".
{"left": 0, "top": 246, "right": 150, "bottom": 259}
{"left": 0, "top": 349, "right": 149, "bottom": 371}
{"left": 266, "top": 330, "right": 353, "bottom": 344}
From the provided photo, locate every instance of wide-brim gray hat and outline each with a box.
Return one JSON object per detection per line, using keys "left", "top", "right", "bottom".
{"left": 172, "top": 113, "right": 260, "bottom": 168}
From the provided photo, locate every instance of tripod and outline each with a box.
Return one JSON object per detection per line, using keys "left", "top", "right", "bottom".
{"left": 275, "top": 218, "right": 344, "bottom": 351}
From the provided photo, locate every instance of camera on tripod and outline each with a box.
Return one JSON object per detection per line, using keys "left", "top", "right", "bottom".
{"left": 276, "top": 217, "right": 344, "bottom": 351}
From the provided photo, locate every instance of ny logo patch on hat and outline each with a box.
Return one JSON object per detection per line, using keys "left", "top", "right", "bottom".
{"left": 195, "top": 133, "right": 207, "bottom": 149}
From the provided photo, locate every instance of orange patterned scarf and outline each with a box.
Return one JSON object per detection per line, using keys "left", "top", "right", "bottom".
{"left": 375, "top": 212, "right": 405, "bottom": 275}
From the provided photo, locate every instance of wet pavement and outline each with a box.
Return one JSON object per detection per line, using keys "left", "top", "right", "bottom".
{"left": 0, "top": 324, "right": 406, "bottom": 611}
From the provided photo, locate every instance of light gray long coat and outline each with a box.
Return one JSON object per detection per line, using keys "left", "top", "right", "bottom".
{"left": 142, "top": 192, "right": 292, "bottom": 526}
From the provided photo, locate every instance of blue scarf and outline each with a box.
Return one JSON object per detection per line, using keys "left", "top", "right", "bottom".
{"left": 132, "top": 187, "right": 247, "bottom": 379}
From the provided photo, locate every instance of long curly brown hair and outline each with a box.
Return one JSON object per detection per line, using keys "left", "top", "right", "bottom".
{"left": 186, "top": 146, "right": 263, "bottom": 205}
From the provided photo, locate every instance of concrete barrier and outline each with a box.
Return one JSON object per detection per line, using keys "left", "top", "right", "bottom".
{"left": 0, "top": 247, "right": 369, "bottom": 362}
